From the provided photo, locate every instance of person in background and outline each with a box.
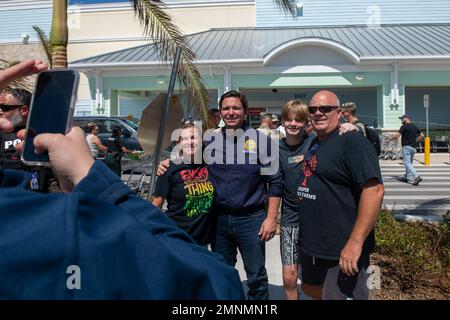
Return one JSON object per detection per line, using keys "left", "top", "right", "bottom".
{"left": 305, "top": 119, "right": 314, "bottom": 135}
{"left": 86, "top": 122, "right": 107, "bottom": 159}
{"left": 341, "top": 102, "right": 366, "bottom": 137}
{"left": 271, "top": 114, "right": 281, "bottom": 130}
{"left": 210, "top": 108, "right": 221, "bottom": 128}
{"left": 152, "top": 123, "right": 215, "bottom": 247}
{"left": 103, "top": 126, "right": 134, "bottom": 176}
{"left": 257, "top": 112, "right": 273, "bottom": 137}
{"left": 0, "top": 88, "right": 31, "bottom": 171}
{"left": 0, "top": 87, "right": 53, "bottom": 192}
{"left": 386, "top": 114, "right": 424, "bottom": 185}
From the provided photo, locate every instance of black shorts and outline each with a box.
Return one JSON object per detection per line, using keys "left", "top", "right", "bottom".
{"left": 299, "top": 250, "right": 370, "bottom": 300}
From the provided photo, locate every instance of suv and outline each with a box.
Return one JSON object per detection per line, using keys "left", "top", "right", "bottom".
{"left": 73, "top": 116, "right": 142, "bottom": 151}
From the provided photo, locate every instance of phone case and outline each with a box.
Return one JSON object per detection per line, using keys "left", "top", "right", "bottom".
{"left": 21, "top": 69, "right": 80, "bottom": 166}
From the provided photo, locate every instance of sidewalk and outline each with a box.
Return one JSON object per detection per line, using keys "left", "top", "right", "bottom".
{"left": 379, "top": 152, "right": 450, "bottom": 166}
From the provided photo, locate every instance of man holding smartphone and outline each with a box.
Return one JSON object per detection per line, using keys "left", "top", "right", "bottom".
{"left": 0, "top": 87, "right": 53, "bottom": 192}
{"left": 0, "top": 60, "right": 244, "bottom": 299}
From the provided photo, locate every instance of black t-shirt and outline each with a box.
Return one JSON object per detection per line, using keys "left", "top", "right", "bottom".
{"left": 154, "top": 162, "right": 215, "bottom": 245}
{"left": 298, "top": 130, "right": 383, "bottom": 259}
{"left": 0, "top": 126, "right": 27, "bottom": 170}
{"left": 279, "top": 133, "right": 315, "bottom": 226}
{"left": 105, "top": 136, "right": 123, "bottom": 153}
{"left": 399, "top": 123, "right": 421, "bottom": 147}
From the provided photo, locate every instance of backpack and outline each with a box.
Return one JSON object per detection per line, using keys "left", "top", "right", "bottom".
{"left": 355, "top": 121, "right": 381, "bottom": 156}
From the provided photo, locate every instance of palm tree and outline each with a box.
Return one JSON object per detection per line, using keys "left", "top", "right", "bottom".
{"left": 33, "top": 26, "right": 52, "bottom": 68}
{"left": 50, "top": 0, "right": 68, "bottom": 69}
{"left": 130, "top": 0, "right": 296, "bottom": 128}
{"left": 47, "top": 0, "right": 296, "bottom": 127}
{"left": 274, "top": 0, "right": 297, "bottom": 15}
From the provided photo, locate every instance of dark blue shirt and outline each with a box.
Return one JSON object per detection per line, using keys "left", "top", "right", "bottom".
{"left": 203, "top": 125, "right": 283, "bottom": 211}
{"left": 0, "top": 161, "right": 244, "bottom": 299}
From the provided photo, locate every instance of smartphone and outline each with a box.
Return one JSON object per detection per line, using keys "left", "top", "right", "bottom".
{"left": 21, "top": 69, "right": 80, "bottom": 166}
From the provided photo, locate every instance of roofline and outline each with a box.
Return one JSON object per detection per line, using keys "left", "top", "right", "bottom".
{"left": 263, "top": 38, "right": 361, "bottom": 65}
{"left": 69, "top": 59, "right": 263, "bottom": 69}
{"left": 208, "top": 23, "right": 450, "bottom": 31}
{"left": 70, "top": 24, "right": 450, "bottom": 65}
{"left": 70, "top": 55, "right": 450, "bottom": 70}
{"left": 361, "top": 55, "right": 450, "bottom": 61}
{"left": 69, "top": 28, "right": 215, "bottom": 65}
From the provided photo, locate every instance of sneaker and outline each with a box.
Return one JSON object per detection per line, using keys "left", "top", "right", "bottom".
{"left": 413, "top": 176, "right": 422, "bottom": 186}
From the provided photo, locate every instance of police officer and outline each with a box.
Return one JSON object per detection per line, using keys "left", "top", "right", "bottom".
{"left": 0, "top": 88, "right": 52, "bottom": 192}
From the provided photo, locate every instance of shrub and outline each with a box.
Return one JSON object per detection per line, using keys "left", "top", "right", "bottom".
{"left": 375, "top": 211, "right": 449, "bottom": 292}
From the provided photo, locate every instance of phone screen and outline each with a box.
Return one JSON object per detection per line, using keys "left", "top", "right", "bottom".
{"left": 22, "top": 70, "right": 79, "bottom": 164}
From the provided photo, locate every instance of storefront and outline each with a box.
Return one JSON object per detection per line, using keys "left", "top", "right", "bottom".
{"left": 70, "top": 24, "right": 450, "bottom": 131}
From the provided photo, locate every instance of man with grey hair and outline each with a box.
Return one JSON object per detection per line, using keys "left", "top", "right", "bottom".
{"left": 0, "top": 87, "right": 53, "bottom": 192}
{"left": 257, "top": 112, "right": 273, "bottom": 136}
{"left": 341, "top": 102, "right": 366, "bottom": 137}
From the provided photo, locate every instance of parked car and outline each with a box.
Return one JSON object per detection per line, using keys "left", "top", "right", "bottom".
{"left": 73, "top": 116, "right": 142, "bottom": 151}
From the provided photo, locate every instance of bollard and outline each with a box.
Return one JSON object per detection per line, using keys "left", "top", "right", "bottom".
{"left": 424, "top": 137, "right": 430, "bottom": 166}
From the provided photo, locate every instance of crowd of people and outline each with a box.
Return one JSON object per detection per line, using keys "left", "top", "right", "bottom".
{"left": 1, "top": 58, "right": 429, "bottom": 300}
{"left": 155, "top": 90, "right": 385, "bottom": 300}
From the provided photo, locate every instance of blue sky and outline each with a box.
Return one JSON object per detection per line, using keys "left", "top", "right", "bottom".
{"left": 69, "top": 0, "right": 127, "bottom": 5}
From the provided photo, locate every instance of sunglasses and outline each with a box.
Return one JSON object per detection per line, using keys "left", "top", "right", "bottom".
{"left": 308, "top": 106, "right": 340, "bottom": 114}
{"left": 0, "top": 104, "right": 23, "bottom": 112}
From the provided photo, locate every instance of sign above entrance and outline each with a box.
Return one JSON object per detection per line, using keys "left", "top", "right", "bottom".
{"left": 248, "top": 107, "right": 266, "bottom": 116}
{"left": 423, "top": 94, "right": 430, "bottom": 108}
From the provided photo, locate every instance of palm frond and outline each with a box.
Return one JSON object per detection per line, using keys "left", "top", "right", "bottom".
{"left": 131, "top": 0, "right": 212, "bottom": 128}
{"left": 0, "top": 60, "right": 34, "bottom": 91}
{"left": 273, "top": 0, "right": 297, "bottom": 16}
{"left": 33, "top": 25, "right": 52, "bottom": 68}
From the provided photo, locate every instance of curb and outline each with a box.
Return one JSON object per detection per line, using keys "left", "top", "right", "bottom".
{"left": 394, "top": 213, "right": 444, "bottom": 224}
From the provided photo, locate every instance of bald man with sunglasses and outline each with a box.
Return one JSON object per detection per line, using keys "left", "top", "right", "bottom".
{"left": 297, "top": 90, "right": 384, "bottom": 300}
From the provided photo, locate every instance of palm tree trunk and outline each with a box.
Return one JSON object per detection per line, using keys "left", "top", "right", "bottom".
{"left": 50, "top": 0, "right": 68, "bottom": 69}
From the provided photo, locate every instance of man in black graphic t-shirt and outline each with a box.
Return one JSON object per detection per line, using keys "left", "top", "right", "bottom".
{"left": 298, "top": 90, "right": 384, "bottom": 300}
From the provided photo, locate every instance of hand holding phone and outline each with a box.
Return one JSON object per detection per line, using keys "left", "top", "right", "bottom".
{"left": 21, "top": 69, "right": 79, "bottom": 166}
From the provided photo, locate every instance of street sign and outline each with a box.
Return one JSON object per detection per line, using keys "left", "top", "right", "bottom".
{"left": 423, "top": 94, "right": 430, "bottom": 108}
{"left": 137, "top": 93, "right": 183, "bottom": 155}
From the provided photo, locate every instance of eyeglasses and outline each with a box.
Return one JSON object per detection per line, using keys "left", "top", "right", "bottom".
{"left": 308, "top": 106, "right": 340, "bottom": 114}
{"left": 0, "top": 104, "right": 23, "bottom": 112}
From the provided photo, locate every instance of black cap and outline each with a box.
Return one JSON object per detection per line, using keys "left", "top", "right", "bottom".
{"left": 399, "top": 114, "right": 411, "bottom": 120}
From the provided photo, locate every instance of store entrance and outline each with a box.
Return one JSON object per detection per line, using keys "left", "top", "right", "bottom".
{"left": 241, "top": 87, "right": 378, "bottom": 128}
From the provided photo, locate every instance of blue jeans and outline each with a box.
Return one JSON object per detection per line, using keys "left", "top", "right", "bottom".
{"left": 402, "top": 145, "right": 418, "bottom": 182}
{"left": 215, "top": 208, "right": 269, "bottom": 300}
